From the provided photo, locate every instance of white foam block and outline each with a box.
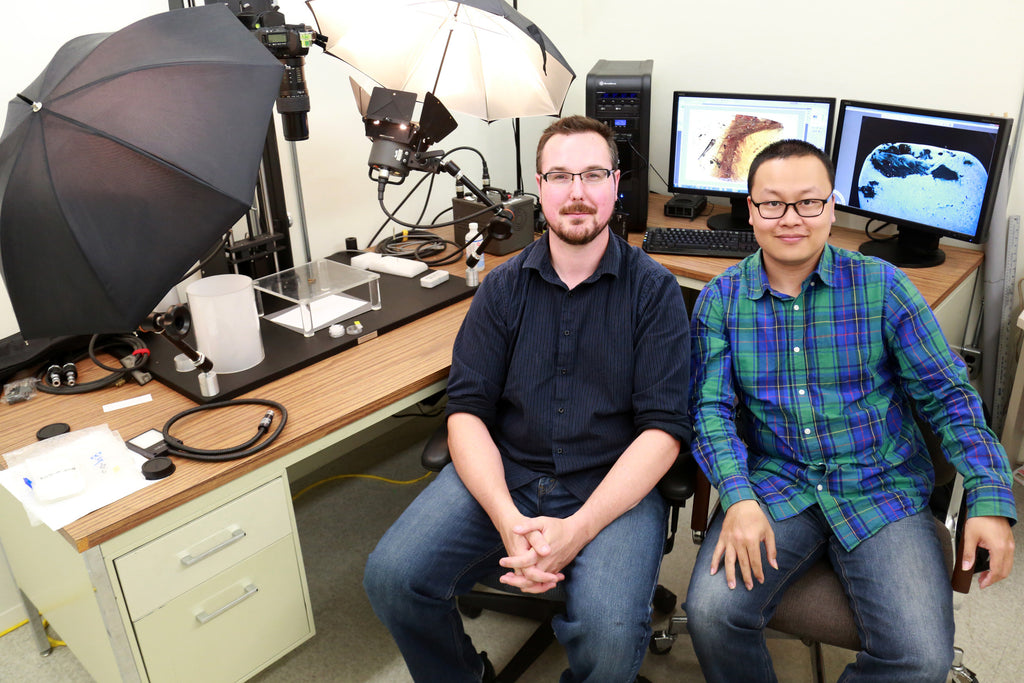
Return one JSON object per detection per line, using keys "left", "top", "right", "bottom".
{"left": 366, "top": 256, "right": 428, "bottom": 278}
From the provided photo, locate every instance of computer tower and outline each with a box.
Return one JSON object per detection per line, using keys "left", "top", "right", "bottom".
{"left": 585, "top": 60, "right": 653, "bottom": 232}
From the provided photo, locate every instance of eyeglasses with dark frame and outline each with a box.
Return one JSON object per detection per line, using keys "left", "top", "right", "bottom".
{"left": 540, "top": 169, "right": 614, "bottom": 185}
{"left": 750, "top": 196, "right": 833, "bottom": 219}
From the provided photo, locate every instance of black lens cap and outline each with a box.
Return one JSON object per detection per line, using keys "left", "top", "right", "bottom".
{"left": 141, "top": 457, "right": 175, "bottom": 480}
{"left": 36, "top": 423, "right": 71, "bottom": 440}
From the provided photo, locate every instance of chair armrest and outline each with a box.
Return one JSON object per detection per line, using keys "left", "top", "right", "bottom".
{"left": 421, "top": 422, "right": 451, "bottom": 472}
{"left": 689, "top": 468, "right": 712, "bottom": 543}
{"left": 951, "top": 493, "right": 974, "bottom": 594}
{"left": 657, "top": 449, "right": 697, "bottom": 503}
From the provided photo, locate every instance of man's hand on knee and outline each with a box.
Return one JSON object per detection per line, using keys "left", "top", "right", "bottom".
{"left": 711, "top": 499, "right": 778, "bottom": 591}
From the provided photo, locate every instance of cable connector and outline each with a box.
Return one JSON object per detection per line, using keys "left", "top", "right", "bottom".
{"left": 120, "top": 355, "right": 152, "bottom": 386}
{"left": 258, "top": 409, "right": 275, "bottom": 431}
{"left": 61, "top": 362, "right": 77, "bottom": 387}
{"left": 45, "top": 364, "right": 62, "bottom": 387}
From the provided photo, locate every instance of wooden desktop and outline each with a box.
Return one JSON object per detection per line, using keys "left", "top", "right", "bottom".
{"left": 0, "top": 193, "right": 985, "bottom": 681}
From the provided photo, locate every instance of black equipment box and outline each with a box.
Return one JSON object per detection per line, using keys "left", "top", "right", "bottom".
{"left": 453, "top": 194, "right": 535, "bottom": 255}
{"left": 585, "top": 59, "right": 653, "bottom": 232}
{"left": 665, "top": 193, "right": 708, "bottom": 219}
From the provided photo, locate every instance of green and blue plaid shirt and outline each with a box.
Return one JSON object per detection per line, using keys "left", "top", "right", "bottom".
{"left": 690, "top": 244, "right": 1016, "bottom": 550}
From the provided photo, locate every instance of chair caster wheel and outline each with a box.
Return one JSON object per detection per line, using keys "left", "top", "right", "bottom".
{"left": 649, "top": 630, "right": 675, "bottom": 655}
{"left": 653, "top": 584, "right": 677, "bottom": 614}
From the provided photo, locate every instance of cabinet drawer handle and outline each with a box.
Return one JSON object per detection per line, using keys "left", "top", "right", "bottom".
{"left": 180, "top": 528, "right": 246, "bottom": 567}
{"left": 195, "top": 584, "right": 258, "bottom": 625}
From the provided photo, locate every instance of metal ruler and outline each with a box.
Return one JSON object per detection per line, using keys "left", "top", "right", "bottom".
{"left": 992, "top": 213, "right": 1021, "bottom": 435}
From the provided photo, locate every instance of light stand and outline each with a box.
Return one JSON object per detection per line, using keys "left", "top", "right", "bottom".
{"left": 362, "top": 88, "right": 513, "bottom": 266}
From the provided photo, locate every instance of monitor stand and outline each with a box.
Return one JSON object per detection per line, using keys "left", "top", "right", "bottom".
{"left": 706, "top": 196, "right": 752, "bottom": 232}
{"left": 859, "top": 226, "right": 946, "bottom": 268}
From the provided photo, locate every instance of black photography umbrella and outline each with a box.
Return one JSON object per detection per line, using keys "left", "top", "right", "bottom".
{"left": 0, "top": 4, "right": 284, "bottom": 339}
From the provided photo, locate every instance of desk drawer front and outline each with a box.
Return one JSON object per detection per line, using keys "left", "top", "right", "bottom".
{"left": 134, "top": 536, "right": 312, "bottom": 683}
{"left": 115, "top": 477, "right": 294, "bottom": 620}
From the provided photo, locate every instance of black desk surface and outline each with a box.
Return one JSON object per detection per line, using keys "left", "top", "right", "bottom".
{"left": 144, "top": 253, "right": 475, "bottom": 403}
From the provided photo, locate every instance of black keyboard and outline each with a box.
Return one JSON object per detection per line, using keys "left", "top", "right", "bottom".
{"left": 642, "top": 227, "right": 759, "bottom": 259}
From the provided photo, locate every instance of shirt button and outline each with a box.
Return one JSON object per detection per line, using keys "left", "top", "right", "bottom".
{"left": 798, "top": 389, "right": 806, "bottom": 396}
{"left": 793, "top": 305, "right": 800, "bottom": 311}
{"left": 803, "top": 428, "right": 811, "bottom": 435}
{"left": 793, "top": 346, "right": 801, "bottom": 353}
{"left": 558, "top": 407, "right": 564, "bottom": 414}
{"left": 816, "top": 484, "right": 824, "bottom": 491}
{"left": 560, "top": 368, "right": 567, "bottom": 375}
{"left": 557, "top": 448, "right": 563, "bottom": 454}
{"left": 563, "top": 330, "right": 570, "bottom": 336}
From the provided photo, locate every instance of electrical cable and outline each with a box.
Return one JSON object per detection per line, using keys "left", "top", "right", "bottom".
{"left": 179, "top": 235, "right": 229, "bottom": 283}
{"left": 625, "top": 138, "right": 670, "bottom": 190}
{"left": 161, "top": 398, "right": 287, "bottom": 461}
{"left": 374, "top": 146, "right": 498, "bottom": 233}
{"left": 34, "top": 334, "right": 150, "bottom": 395}
{"left": 367, "top": 170, "right": 436, "bottom": 248}
{"left": 291, "top": 471, "right": 433, "bottom": 502}
{"left": 863, "top": 219, "right": 896, "bottom": 242}
{"left": 378, "top": 195, "right": 497, "bottom": 231}
{"left": 431, "top": 205, "right": 454, "bottom": 223}
{"left": 0, "top": 617, "right": 65, "bottom": 648}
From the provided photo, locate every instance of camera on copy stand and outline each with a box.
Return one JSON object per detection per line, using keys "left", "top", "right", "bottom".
{"left": 231, "top": 0, "right": 326, "bottom": 141}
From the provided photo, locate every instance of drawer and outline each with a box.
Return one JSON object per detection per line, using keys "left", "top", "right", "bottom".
{"left": 134, "top": 535, "right": 312, "bottom": 683}
{"left": 115, "top": 477, "right": 294, "bottom": 620}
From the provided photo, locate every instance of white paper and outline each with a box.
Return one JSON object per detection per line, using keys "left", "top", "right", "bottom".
{"left": 0, "top": 425, "right": 155, "bottom": 530}
{"left": 264, "top": 293, "right": 368, "bottom": 332}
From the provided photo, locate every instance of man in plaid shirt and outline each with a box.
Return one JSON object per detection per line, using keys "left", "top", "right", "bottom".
{"left": 686, "top": 139, "right": 1016, "bottom": 682}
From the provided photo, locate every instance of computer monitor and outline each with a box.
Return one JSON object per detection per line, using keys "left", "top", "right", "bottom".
{"left": 832, "top": 100, "right": 1012, "bottom": 268}
{"left": 668, "top": 92, "right": 836, "bottom": 231}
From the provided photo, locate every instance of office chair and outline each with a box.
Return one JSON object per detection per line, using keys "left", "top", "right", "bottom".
{"left": 650, "top": 415, "right": 981, "bottom": 683}
{"left": 420, "top": 423, "right": 697, "bottom": 683}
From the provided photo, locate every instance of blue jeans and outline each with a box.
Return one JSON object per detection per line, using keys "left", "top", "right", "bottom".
{"left": 364, "top": 463, "right": 668, "bottom": 683}
{"left": 686, "top": 502, "right": 953, "bottom": 683}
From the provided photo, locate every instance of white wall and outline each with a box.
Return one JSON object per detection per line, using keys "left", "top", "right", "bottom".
{"left": 3, "top": 1, "right": 1023, "bottom": 340}
{"left": 2, "top": 0, "right": 1023, "bottom": 627}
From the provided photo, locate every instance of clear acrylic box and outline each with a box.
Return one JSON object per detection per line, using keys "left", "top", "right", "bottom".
{"left": 252, "top": 259, "right": 381, "bottom": 337}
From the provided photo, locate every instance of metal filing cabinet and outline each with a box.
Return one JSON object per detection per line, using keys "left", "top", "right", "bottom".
{"left": 112, "top": 476, "right": 312, "bottom": 682}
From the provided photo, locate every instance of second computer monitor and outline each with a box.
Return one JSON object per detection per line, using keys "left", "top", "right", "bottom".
{"left": 832, "top": 100, "right": 1012, "bottom": 268}
{"left": 668, "top": 92, "right": 835, "bottom": 231}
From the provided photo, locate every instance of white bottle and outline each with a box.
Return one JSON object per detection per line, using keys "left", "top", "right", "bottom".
{"left": 467, "top": 222, "right": 485, "bottom": 271}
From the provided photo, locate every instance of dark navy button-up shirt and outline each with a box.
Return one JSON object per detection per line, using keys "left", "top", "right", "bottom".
{"left": 446, "top": 232, "right": 691, "bottom": 502}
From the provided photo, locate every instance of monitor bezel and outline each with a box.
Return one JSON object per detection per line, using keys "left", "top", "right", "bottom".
{"left": 666, "top": 91, "right": 837, "bottom": 200}
{"left": 831, "top": 99, "right": 1013, "bottom": 247}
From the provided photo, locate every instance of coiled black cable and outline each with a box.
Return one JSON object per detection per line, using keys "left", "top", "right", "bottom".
{"left": 35, "top": 334, "right": 150, "bottom": 395}
{"left": 161, "top": 398, "right": 287, "bottom": 461}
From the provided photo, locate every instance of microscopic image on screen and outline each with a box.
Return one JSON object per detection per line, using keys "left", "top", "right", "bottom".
{"left": 857, "top": 142, "right": 987, "bottom": 233}
{"left": 711, "top": 115, "right": 785, "bottom": 181}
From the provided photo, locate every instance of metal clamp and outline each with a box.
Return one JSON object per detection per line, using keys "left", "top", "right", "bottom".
{"left": 179, "top": 528, "right": 246, "bottom": 567}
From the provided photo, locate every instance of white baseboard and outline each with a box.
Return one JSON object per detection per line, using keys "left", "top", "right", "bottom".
{"left": 0, "top": 601, "right": 27, "bottom": 633}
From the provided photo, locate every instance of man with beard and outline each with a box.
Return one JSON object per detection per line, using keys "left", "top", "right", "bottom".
{"left": 364, "top": 116, "right": 691, "bottom": 682}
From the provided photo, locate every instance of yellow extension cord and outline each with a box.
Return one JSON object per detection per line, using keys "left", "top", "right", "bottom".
{"left": 0, "top": 617, "right": 65, "bottom": 648}
{"left": 291, "top": 471, "right": 433, "bottom": 502}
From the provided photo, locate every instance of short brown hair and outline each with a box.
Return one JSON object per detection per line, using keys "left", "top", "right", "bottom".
{"left": 536, "top": 115, "right": 618, "bottom": 173}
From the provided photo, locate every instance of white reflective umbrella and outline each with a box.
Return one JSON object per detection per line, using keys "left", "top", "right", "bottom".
{"left": 306, "top": 0, "right": 574, "bottom": 121}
